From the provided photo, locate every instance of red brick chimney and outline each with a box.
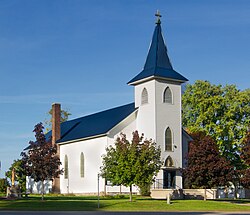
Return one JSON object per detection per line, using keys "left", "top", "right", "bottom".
{"left": 52, "top": 103, "right": 61, "bottom": 146}
{"left": 51, "top": 103, "right": 61, "bottom": 193}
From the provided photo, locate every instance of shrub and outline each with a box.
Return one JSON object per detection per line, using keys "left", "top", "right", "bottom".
{"left": 0, "top": 178, "right": 9, "bottom": 193}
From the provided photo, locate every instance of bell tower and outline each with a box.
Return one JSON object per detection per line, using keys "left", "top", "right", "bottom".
{"left": 128, "top": 11, "right": 188, "bottom": 189}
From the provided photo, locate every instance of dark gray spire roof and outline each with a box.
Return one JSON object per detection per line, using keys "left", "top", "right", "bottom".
{"left": 128, "top": 19, "right": 188, "bottom": 85}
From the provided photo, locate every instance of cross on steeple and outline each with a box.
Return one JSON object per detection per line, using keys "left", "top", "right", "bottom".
{"left": 155, "top": 10, "right": 162, "bottom": 24}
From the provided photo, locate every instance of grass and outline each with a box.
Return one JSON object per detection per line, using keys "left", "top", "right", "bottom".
{"left": 0, "top": 194, "right": 250, "bottom": 212}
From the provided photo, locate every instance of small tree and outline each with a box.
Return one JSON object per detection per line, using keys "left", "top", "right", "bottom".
{"left": 100, "top": 131, "right": 161, "bottom": 201}
{"left": 6, "top": 159, "right": 26, "bottom": 192}
{"left": 21, "top": 123, "right": 63, "bottom": 200}
{"left": 183, "top": 132, "right": 234, "bottom": 191}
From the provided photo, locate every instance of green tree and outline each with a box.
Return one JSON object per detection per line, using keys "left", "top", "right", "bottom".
{"left": 44, "top": 107, "right": 71, "bottom": 132}
{"left": 100, "top": 131, "right": 162, "bottom": 201}
{"left": 5, "top": 159, "right": 26, "bottom": 192}
{"left": 21, "top": 123, "right": 63, "bottom": 200}
{"left": 182, "top": 80, "right": 250, "bottom": 169}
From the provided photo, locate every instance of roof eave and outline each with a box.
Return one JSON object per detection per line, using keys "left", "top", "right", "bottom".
{"left": 128, "top": 75, "right": 188, "bottom": 86}
{"left": 57, "top": 133, "right": 107, "bottom": 145}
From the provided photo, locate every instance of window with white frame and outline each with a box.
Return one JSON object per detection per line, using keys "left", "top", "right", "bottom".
{"left": 163, "top": 87, "right": 172, "bottom": 104}
{"left": 165, "top": 127, "right": 172, "bottom": 151}
{"left": 80, "top": 152, "right": 84, "bottom": 178}
{"left": 64, "top": 155, "right": 68, "bottom": 179}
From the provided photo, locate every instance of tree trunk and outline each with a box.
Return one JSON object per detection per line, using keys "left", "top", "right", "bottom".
{"left": 204, "top": 188, "right": 207, "bottom": 201}
{"left": 234, "top": 183, "right": 238, "bottom": 199}
{"left": 129, "top": 185, "right": 132, "bottom": 202}
{"left": 41, "top": 180, "right": 44, "bottom": 201}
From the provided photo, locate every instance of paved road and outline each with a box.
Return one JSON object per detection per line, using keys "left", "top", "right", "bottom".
{"left": 0, "top": 212, "right": 250, "bottom": 215}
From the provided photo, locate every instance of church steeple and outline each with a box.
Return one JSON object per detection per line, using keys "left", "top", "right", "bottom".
{"left": 128, "top": 12, "right": 188, "bottom": 85}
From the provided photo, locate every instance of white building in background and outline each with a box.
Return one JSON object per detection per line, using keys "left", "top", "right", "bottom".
{"left": 27, "top": 14, "right": 191, "bottom": 195}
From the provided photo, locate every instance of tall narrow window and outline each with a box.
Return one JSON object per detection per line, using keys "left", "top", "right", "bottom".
{"left": 80, "top": 152, "right": 84, "bottom": 178}
{"left": 141, "top": 88, "right": 148, "bottom": 105}
{"left": 64, "top": 155, "right": 68, "bottom": 179}
{"left": 163, "top": 87, "right": 172, "bottom": 104}
{"left": 165, "top": 127, "right": 172, "bottom": 151}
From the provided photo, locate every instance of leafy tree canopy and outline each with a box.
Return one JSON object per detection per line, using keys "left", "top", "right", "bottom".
{"left": 44, "top": 107, "right": 71, "bottom": 132}
{"left": 5, "top": 159, "right": 26, "bottom": 192}
{"left": 100, "top": 131, "right": 162, "bottom": 200}
{"left": 183, "top": 132, "right": 235, "bottom": 189}
{"left": 182, "top": 80, "right": 250, "bottom": 168}
{"left": 21, "top": 123, "right": 63, "bottom": 199}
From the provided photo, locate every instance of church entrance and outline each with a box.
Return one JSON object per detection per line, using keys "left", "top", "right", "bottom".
{"left": 163, "top": 170, "right": 176, "bottom": 189}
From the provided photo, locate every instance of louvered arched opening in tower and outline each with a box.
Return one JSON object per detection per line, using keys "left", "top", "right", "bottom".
{"left": 165, "top": 127, "right": 172, "bottom": 151}
{"left": 141, "top": 88, "right": 148, "bottom": 105}
{"left": 165, "top": 156, "right": 174, "bottom": 167}
{"left": 64, "top": 155, "right": 68, "bottom": 179}
{"left": 163, "top": 87, "right": 172, "bottom": 104}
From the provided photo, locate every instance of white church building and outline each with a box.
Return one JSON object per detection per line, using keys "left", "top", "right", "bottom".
{"left": 27, "top": 14, "right": 191, "bottom": 195}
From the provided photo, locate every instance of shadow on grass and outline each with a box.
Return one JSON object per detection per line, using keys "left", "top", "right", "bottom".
{"left": 0, "top": 195, "right": 137, "bottom": 211}
{"left": 214, "top": 198, "right": 250, "bottom": 205}
{"left": 0, "top": 198, "right": 99, "bottom": 211}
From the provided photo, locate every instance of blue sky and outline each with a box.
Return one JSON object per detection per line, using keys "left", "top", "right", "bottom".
{"left": 0, "top": 0, "right": 250, "bottom": 177}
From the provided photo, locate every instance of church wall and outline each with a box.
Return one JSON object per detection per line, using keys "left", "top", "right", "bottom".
{"left": 134, "top": 80, "right": 156, "bottom": 140}
{"left": 106, "top": 112, "right": 140, "bottom": 194}
{"left": 155, "top": 80, "right": 182, "bottom": 167}
{"left": 59, "top": 136, "right": 107, "bottom": 194}
{"left": 59, "top": 113, "right": 139, "bottom": 195}
{"left": 133, "top": 79, "right": 184, "bottom": 189}
{"left": 154, "top": 80, "right": 183, "bottom": 188}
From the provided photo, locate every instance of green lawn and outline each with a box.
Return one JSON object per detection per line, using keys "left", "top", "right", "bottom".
{"left": 0, "top": 195, "right": 250, "bottom": 212}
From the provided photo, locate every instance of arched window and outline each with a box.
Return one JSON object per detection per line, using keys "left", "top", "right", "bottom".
{"left": 80, "top": 152, "right": 84, "bottom": 178}
{"left": 64, "top": 155, "right": 68, "bottom": 179}
{"left": 163, "top": 87, "right": 172, "bottom": 104}
{"left": 141, "top": 88, "right": 148, "bottom": 105}
{"left": 165, "top": 156, "right": 174, "bottom": 167}
{"left": 165, "top": 127, "right": 172, "bottom": 151}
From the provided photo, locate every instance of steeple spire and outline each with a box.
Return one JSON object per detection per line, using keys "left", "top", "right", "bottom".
{"left": 128, "top": 12, "right": 188, "bottom": 85}
{"left": 143, "top": 13, "right": 173, "bottom": 72}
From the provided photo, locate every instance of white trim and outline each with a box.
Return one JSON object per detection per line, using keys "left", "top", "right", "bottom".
{"left": 128, "top": 75, "right": 186, "bottom": 86}
{"left": 58, "top": 133, "right": 107, "bottom": 145}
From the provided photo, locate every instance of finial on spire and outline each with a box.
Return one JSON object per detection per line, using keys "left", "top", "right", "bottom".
{"left": 155, "top": 10, "right": 162, "bottom": 24}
